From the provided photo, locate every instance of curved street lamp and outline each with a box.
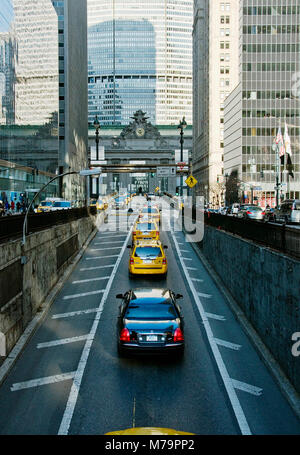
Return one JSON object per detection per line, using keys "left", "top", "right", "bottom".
{"left": 177, "top": 116, "right": 187, "bottom": 197}
{"left": 21, "top": 169, "right": 102, "bottom": 246}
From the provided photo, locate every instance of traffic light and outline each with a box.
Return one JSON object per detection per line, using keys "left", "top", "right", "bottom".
{"left": 150, "top": 173, "right": 155, "bottom": 177}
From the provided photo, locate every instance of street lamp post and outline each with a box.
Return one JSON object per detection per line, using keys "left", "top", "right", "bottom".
{"left": 21, "top": 169, "right": 102, "bottom": 246}
{"left": 177, "top": 116, "right": 187, "bottom": 197}
{"left": 93, "top": 115, "right": 100, "bottom": 196}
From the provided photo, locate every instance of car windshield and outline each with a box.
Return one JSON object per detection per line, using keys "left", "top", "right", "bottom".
{"left": 53, "top": 201, "right": 70, "bottom": 207}
{"left": 134, "top": 247, "right": 161, "bottom": 258}
{"left": 137, "top": 223, "right": 156, "bottom": 231}
{"left": 40, "top": 201, "right": 53, "bottom": 207}
{"left": 125, "top": 298, "right": 177, "bottom": 320}
{"left": 294, "top": 203, "right": 300, "bottom": 210}
{"left": 115, "top": 197, "right": 125, "bottom": 202}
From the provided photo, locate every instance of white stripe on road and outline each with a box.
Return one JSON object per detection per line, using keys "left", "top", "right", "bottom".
{"left": 11, "top": 372, "right": 76, "bottom": 392}
{"left": 52, "top": 308, "right": 98, "bottom": 319}
{"left": 80, "top": 264, "right": 114, "bottom": 271}
{"left": 171, "top": 230, "right": 252, "bottom": 435}
{"left": 197, "top": 292, "right": 212, "bottom": 298}
{"left": 191, "top": 278, "right": 204, "bottom": 283}
{"left": 90, "top": 246, "right": 122, "bottom": 251}
{"left": 63, "top": 290, "right": 105, "bottom": 300}
{"left": 72, "top": 276, "right": 110, "bottom": 284}
{"left": 180, "top": 250, "right": 190, "bottom": 253}
{"left": 97, "top": 233, "right": 127, "bottom": 238}
{"left": 231, "top": 379, "right": 263, "bottom": 396}
{"left": 85, "top": 255, "right": 119, "bottom": 260}
{"left": 58, "top": 222, "right": 133, "bottom": 435}
{"left": 214, "top": 338, "right": 242, "bottom": 351}
{"left": 94, "top": 241, "right": 124, "bottom": 245}
{"left": 37, "top": 335, "right": 91, "bottom": 349}
{"left": 182, "top": 257, "right": 192, "bottom": 261}
{"left": 186, "top": 267, "right": 197, "bottom": 271}
{"left": 205, "top": 312, "right": 226, "bottom": 321}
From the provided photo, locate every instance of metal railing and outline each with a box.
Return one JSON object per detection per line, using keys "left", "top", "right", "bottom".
{"left": 0, "top": 206, "right": 97, "bottom": 244}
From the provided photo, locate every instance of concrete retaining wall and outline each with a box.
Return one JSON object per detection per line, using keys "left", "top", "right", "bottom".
{"left": 199, "top": 225, "right": 300, "bottom": 393}
{"left": 0, "top": 212, "right": 104, "bottom": 358}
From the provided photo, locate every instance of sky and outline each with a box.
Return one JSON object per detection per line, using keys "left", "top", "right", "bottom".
{"left": 0, "top": 0, "right": 14, "bottom": 33}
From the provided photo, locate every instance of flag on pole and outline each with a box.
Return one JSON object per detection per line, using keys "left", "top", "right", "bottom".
{"left": 284, "top": 122, "right": 294, "bottom": 178}
{"left": 275, "top": 126, "right": 285, "bottom": 161}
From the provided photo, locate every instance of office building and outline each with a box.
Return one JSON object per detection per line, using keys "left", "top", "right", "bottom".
{"left": 224, "top": 1, "right": 300, "bottom": 207}
{"left": 87, "top": 0, "right": 193, "bottom": 126}
{"left": 192, "top": 0, "right": 239, "bottom": 206}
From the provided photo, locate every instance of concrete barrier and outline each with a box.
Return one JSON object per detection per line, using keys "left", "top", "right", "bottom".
{"left": 198, "top": 224, "right": 300, "bottom": 394}
{"left": 0, "top": 211, "right": 105, "bottom": 359}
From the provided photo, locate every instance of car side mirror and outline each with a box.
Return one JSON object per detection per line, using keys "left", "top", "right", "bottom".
{"left": 175, "top": 294, "right": 183, "bottom": 299}
{"left": 164, "top": 245, "right": 168, "bottom": 249}
{"left": 116, "top": 294, "right": 123, "bottom": 299}
{"left": 127, "top": 244, "right": 132, "bottom": 248}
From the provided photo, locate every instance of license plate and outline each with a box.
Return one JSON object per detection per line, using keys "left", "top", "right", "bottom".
{"left": 146, "top": 335, "right": 158, "bottom": 342}
{"left": 143, "top": 260, "right": 152, "bottom": 264}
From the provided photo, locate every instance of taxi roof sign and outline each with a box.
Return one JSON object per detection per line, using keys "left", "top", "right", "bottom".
{"left": 185, "top": 175, "right": 197, "bottom": 188}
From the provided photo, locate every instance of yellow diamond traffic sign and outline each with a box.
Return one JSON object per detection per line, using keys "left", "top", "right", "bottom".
{"left": 185, "top": 175, "right": 197, "bottom": 188}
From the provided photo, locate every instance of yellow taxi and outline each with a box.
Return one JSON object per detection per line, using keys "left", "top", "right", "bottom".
{"left": 132, "top": 220, "right": 159, "bottom": 243}
{"left": 90, "top": 198, "right": 97, "bottom": 208}
{"left": 139, "top": 205, "right": 160, "bottom": 225}
{"left": 96, "top": 197, "right": 105, "bottom": 210}
{"left": 106, "top": 427, "right": 194, "bottom": 435}
{"left": 36, "top": 200, "right": 54, "bottom": 213}
{"left": 128, "top": 239, "right": 167, "bottom": 277}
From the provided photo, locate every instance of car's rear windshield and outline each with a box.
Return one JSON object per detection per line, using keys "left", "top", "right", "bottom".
{"left": 294, "top": 203, "right": 300, "bottom": 210}
{"left": 142, "top": 207, "right": 158, "bottom": 213}
{"left": 247, "top": 206, "right": 262, "bottom": 211}
{"left": 53, "top": 201, "right": 70, "bottom": 207}
{"left": 125, "top": 298, "right": 177, "bottom": 320}
{"left": 137, "top": 223, "right": 156, "bottom": 231}
{"left": 134, "top": 247, "right": 161, "bottom": 258}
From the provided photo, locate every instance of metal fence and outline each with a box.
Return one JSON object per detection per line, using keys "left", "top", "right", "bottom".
{"left": 187, "top": 210, "right": 300, "bottom": 261}
{"left": 0, "top": 206, "right": 97, "bottom": 243}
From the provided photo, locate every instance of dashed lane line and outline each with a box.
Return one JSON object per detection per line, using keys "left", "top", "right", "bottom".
{"left": 72, "top": 276, "right": 110, "bottom": 284}
{"left": 85, "top": 255, "right": 120, "bottom": 260}
{"left": 52, "top": 308, "right": 98, "bottom": 319}
{"left": 214, "top": 338, "right": 242, "bottom": 351}
{"left": 37, "top": 335, "right": 92, "bottom": 349}
{"left": 197, "top": 292, "right": 212, "bottom": 299}
{"left": 205, "top": 312, "right": 226, "bottom": 321}
{"left": 231, "top": 379, "right": 263, "bottom": 396}
{"left": 63, "top": 290, "right": 105, "bottom": 300}
{"left": 80, "top": 265, "right": 114, "bottom": 271}
{"left": 11, "top": 372, "right": 76, "bottom": 392}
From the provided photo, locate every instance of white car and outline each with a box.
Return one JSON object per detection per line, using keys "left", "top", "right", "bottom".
{"left": 50, "top": 200, "right": 72, "bottom": 210}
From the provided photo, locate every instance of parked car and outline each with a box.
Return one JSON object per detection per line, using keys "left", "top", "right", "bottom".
{"left": 264, "top": 206, "right": 276, "bottom": 222}
{"left": 273, "top": 199, "right": 300, "bottom": 224}
{"left": 237, "top": 204, "right": 265, "bottom": 221}
{"left": 50, "top": 200, "right": 72, "bottom": 211}
{"left": 116, "top": 288, "right": 184, "bottom": 356}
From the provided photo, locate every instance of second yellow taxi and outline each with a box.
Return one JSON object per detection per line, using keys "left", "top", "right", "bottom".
{"left": 128, "top": 239, "right": 167, "bottom": 277}
{"left": 132, "top": 219, "right": 160, "bottom": 243}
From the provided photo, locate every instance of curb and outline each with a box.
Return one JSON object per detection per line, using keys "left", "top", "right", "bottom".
{"left": 185, "top": 229, "right": 300, "bottom": 420}
{"left": 0, "top": 215, "right": 105, "bottom": 388}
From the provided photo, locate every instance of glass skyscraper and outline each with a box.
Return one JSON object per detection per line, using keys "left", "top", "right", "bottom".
{"left": 87, "top": 0, "right": 193, "bottom": 126}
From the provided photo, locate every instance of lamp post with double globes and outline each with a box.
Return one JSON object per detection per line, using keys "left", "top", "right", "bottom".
{"left": 177, "top": 116, "right": 187, "bottom": 197}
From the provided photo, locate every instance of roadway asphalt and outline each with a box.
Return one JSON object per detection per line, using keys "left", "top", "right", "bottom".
{"left": 0, "top": 197, "right": 299, "bottom": 435}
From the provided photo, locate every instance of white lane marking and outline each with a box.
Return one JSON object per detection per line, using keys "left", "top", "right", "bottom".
{"left": 197, "top": 292, "right": 212, "bottom": 298}
{"left": 205, "top": 312, "right": 226, "bottom": 321}
{"left": 63, "top": 290, "right": 105, "bottom": 300}
{"left": 80, "top": 264, "right": 114, "bottom": 271}
{"left": 186, "top": 267, "right": 197, "bottom": 271}
{"left": 214, "top": 338, "right": 242, "bottom": 351}
{"left": 90, "top": 246, "right": 122, "bottom": 251}
{"left": 231, "top": 379, "right": 263, "bottom": 396}
{"left": 191, "top": 278, "right": 204, "bottom": 283}
{"left": 58, "top": 222, "right": 133, "bottom": 435}
{"left": 97, "top": 233, "right": 127, "bottom": 238}
{"left": 52, "top": 308, "right": 98, "bottom": 319}
{"left": 94, "top": 241, "right": 124, "bottom": 245}
{"left": 11, "top": 372, "right": 76, "bottom": 392}
{"left": 85, "top": 255, "right": 119, "bottom": 260}
{"left": 182, "top": 257, "right": 192, "bottom": 261}
{"left": 37, "top": 335, "right": 91, "bottom": 349}
{"left": 171, "top": 231, "right": 252, "bottom": 435}
{"left": 180, "top": 249, "right": 190, "bottom": 253}
{"left": 72, "top": 276, "right": 110, "bottom": 284}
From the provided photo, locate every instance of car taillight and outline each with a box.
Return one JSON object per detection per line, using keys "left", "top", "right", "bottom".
{"left": 247, "top": 211, "right": 252, "bottom": 214}
{"left": 156, "top": 231, "right": 159, "bottom": 236}
{"left": 173, "top": 328, "right": 184, "bottom": 342}
{"left": 162, "top": 258, "right": 166, "bottom": 265}
{"left": 261, "top": 212, "right": 265, "bottom": 215}
{"left": 120, "top": 328, "right": 131, "bottom": 342}
{"left": 130, "top": 257, "right": 134, "bottom": 264}
{"left": 133, "top": 231, "right": 136, "bottom": 236}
